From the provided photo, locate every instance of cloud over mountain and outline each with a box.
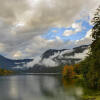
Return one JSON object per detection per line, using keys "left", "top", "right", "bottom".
{"left": 0, "top": 0, "right": 99, "bottom": 58}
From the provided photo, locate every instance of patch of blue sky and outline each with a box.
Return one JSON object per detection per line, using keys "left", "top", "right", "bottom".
{"left": 42, "top": 17, "right": 93, "bottom": 41}
{"left": 66, "top": 20, "right": 93, "bottom": 41}
{"left": 42, "top": 27, "right": 66, "bottom": 40}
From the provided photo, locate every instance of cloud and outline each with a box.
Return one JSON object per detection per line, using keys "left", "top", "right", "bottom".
{"left": 72, "top": 23, "right": 82, "bottom": 32}
{"left": 26, "top": 55, "right": 59, "bottom": 68}
{"left": 0, "top": 43, "right": 5, "bottom": 52}
{"left": 75, "top": 29, "right": 93, "bottom": 46}
{"left": 4, "top": 35, "right": 64, "bottom": 59}
{"left": 13, "top": 51, "right": 23, "bottom": 59}
{"left": 0, "top": 0, "right": 29, "bottom": 24}
{"left": 85, "top": 29, "right": 92, "bottom": 38}
{"left": 73, "top": 32, "right": 92, "bottom": 47}
{"left": 63, "top": 30, "right": 74, "bottom": 37}
{"left": 24, "top": 44, "right": 89, "bottom": 68}
{"left": 0, "top": 0, "right": 99, "bottom": 34}
{"left": 73, "top": 49, "right": 89, "bottom": 60}
{"left": 41, "top": 58, "right": 58, "bottom": 67}
{"left": 0, "top": 0, "right": 99, "bottom": 58}
{"left": 63, "top": 22, "right": 82, "bottom": 36}
{"left": 26, "top": 56, "right": 41, "bottom": 67}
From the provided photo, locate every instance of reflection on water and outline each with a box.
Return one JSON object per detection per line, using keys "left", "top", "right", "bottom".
{"left": 0, "top": 75, "right": 83, "bottom": 100}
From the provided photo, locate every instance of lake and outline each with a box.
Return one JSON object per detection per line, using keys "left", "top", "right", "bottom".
{"left": 0, "top": 75, "right": 85, "bottom": 100}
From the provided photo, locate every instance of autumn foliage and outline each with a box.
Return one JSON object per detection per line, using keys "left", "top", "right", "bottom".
{"left": 62, "top": 65, "right": 75, "bottom": 79}
{"left": 0, "top": 68, "right": 13, "bottom": 75}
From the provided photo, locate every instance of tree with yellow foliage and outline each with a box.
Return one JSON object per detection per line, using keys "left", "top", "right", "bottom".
{"left": 0, "top": 68, "right": 13, "bottom": 75}
{"left": 62, "top": 65, "right": 75, "bottom": 79}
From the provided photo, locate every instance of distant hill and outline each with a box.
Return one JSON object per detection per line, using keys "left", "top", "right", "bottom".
{"left": 0, "top": 45, "right": 89, "bottom": 73}
{"left": 0, "top": 55, "right": 33, "bottom": 70}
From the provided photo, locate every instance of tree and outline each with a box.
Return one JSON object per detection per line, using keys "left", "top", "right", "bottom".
{"left": 74, "top": 64, "right": 81, "bottom": 74}
{"left": 88, "top": 6, "right": 100, "bottom": 89}
{"left": 0, "top": 68, "right": 13, "bottom": 75}
{"left": 62, "top": 65, "right": 75, "bottom": 79}
{"left": 80, "top": 6, "right": 100, "bottom": 89}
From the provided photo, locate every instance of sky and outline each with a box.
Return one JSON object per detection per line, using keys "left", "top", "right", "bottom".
{"left": 0, "top": 0, "right": 100, "bottom": 59}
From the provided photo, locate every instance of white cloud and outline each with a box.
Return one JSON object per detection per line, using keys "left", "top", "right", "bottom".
{"left": 41, "top": 58, "right": 58, "bottom": 67}
{"left": 26, "top": 55, "right": 59, "bottom": 68}
{"left": 0, "top": 43, "right": 5, "bottom": 52}
{"left": 63, "top": 22, "right": 82, "bottom": 36}
{"left": 5, "top": 35, "right": 64, "bottom": 58}
{"left": 26, "top": 56, "right": 41, "bottom": 67}
{"left": 0, "top": 0, "right": 99, "bottom": 58}
{"left": 72, "top": 23, "right": 82, "bottom": 32}
{"left": 63, "top": 30, "right": 74, "bottom": 36}
{"left": 73, "top": 49, "right": 89, "bottom": 60}
{"left": 13, "top": 51, "right": 23, "bottom": 59}
{"left": 75, "top": 38, "right": 92, "bottom": 47}
{"left": 85, "top": 29, "right": 92, "bottom": 38}
{"left": 75, "top": 29, "right": 93, "bottom": 47}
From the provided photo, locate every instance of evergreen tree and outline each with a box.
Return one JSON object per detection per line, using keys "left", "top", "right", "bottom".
{"left": 80, "top": 6, "right": 100, "bottom": 89}
{"left": 89, "top": 6, "right": 100, "bottom": 89}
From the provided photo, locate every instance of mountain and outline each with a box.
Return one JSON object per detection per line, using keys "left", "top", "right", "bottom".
{"left": 41, "top": 49, "right": 68, "bottom": 58}
{"left": 0, "top": 45, "right": 89, "bottom": 73}
{"left": 24, "top": 45, "right": 89, "bottom": 73}
{"left": 0, "top": 55, "right": 33, "bottom": 70}
{"left": 42, "top": 45, "right": 89, "bottom": 58}
{"left": 41, "top": 45, "right": 89, "bottom": 65}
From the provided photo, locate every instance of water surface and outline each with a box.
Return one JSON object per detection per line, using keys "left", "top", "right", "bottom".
{"left": 0, "top": 75, "right": 83, "bottom": 100}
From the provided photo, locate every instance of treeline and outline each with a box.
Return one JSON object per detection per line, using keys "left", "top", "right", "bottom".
{"left": 79, "top": 6, "right": 100, "bottom": 89}
{"left": 0, "top": 68, "right": 13, "bottom": 75}
{"left": 62, "top": 64, "right": 80, "bottom": 79}
{"left": 62, "top": 6, "right": 100, "bottom": 90}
